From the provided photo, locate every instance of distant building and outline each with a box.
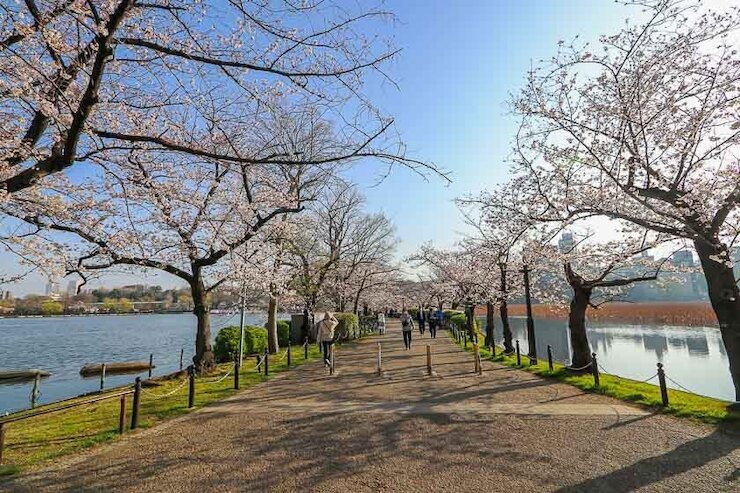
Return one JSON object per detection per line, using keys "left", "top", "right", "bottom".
{"left": 45, "top": 281, "right": 61, "bottom": 300}
{"left": 558, "top": 232, "right": 576, "bottom": 253}
{"left": 66, "top": 279, "right": 81, "bottom": 296}
{"left": 671, "top": 249, "right": 694, "bottom": 268}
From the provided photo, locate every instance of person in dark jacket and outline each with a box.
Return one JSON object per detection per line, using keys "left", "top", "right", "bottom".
{"left": 417, "top": 308, "right": 425, "bottom": 335}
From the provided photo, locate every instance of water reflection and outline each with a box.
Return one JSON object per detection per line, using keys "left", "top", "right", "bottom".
{"left": 479, "top": 316, "right": 734, "bottom": 402}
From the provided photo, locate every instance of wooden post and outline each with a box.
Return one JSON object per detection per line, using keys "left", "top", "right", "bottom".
{"left": 474, "top": 344, "right": 482, "bottom": 375}
{"left": 657, "top": 362, "right": 669, "bottom": 407}
{"left": 0, "top": 422, "right": 5, "bottom": 465}
{"left": 515, "top": 340, "right": 521, "bottom": 366}
{"left": 118, "top": 394, "right": 126, "bottom": 434}
{"left": 591, "top": 353, "right": 600, "bottom": 388}
{"left": 464, "top": 330, "right": 468, "bottom": 349}
{"left": 187, "top": 366, "right": 195, "bottom": 409}
{"left": 100, "top": 363, "right": 106, "bottom": 391}
{"left": 330, "top": 345, "right": 335, "bottom": 376}
{"left": 264, "top": 349, "right": 269, "bottom": 377}
{"left": 287, "top": 338, "right": 292, "bottom": 367}
{"left": 31, "top": 373, "right": 40, "bottom": 408}
{"left": 148, "top": 353, "right": 154, "bottom": 378}
{"left": 234, "top": 354, "right": 240, "bottom": 390}
{"left": 179, "top": 348, "right": 184, "bottom": 371}
{"left": 304, "top": 337, "right": 309, "bottom": 360}
{"left": 377, "top": 343, "right": 382, "bottom": 376}
{"left": 426, "top": 345, "right": 432, "bottom": 376}
{"left": 547, "top": 345, "right": 554, "bottom": 372}
{"left": 131, "top": 377, "right": 142, "bottom": 429}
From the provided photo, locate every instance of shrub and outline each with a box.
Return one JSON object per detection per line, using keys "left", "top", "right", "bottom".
{"left": 334, "top": 312, "right": 359, "bottom": 341}
{"left": 214, "top": 325, "right": 268, "bottom": 363}
{"left": 264, "top": 319, "right": 291, "bottom": 346}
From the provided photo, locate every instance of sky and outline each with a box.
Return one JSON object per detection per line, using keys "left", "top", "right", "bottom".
{"left": 1, "top": 0, "right": 650, "bottom": 295}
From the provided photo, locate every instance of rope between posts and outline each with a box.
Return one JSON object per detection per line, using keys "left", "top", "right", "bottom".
{"left": 277, "top": 349, "right": 289, "bottom": 362}
{"left": 140, "top": 378, "right": 189, "bottom": 399}
{"left": 666, "top": 375, "right": 698, "bottom": 394}
{"left": 198, "top": 365, "right": 235, "bottom": 385}
{"left": 567, "top": 361, "right": 593, "bottom": 371}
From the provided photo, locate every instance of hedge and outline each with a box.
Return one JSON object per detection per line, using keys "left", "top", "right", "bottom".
{"left": 264, "top": 319, "right": 291, "bottom": 346}
{"left": 334, "top": 312, "right": 360, "bottom": 341}
{"left": 214, "top": 325, "right": 268, "bottom": 362}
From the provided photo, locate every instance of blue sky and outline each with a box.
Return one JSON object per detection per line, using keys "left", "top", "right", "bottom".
{"left": 348, "top": 0, "right": 630, "bottom": 260}
{"left": 3, "top": 0, "right": 637, "bottom": 295}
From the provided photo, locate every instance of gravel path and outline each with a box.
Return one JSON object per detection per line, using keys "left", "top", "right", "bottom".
{"left": 3, "top": 322, "right": 739, "bottom": 492}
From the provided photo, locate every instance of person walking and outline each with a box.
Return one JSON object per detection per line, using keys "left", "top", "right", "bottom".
{"left": 377, "top": 312, "right": 386, "bottom": 335}
{"left": 316, "top": 312, "right": 339, "bottom": 367}
{"left": 417, "top": 308, "right": 425, "bottom": 336}
{"left": 400, "top": 310, "right": 414, "bottom": 350}
{"left": 428, "top": 309, "right": 438, "bottom": 339}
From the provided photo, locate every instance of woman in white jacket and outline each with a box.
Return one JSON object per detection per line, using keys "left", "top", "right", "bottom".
{"left": 377, "top": 312, "right": 386, "bottom": 335}
{"left": 316, "top": 312, "right": 339, "bottom": 367}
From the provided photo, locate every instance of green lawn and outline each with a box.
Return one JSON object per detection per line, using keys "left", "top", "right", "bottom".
{"left": 448, "top": 329, "right": 740, "bottom": 426}
{"left": 0, "top": 343, "right": 325, "bottom": 476}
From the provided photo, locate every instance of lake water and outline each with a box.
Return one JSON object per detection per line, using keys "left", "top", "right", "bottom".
{"left": 1, "top": 313, "right": 735, "bottom": 414}
{"left": 0, "top": 312, "right": 277, "bottom": 414}
{"left": 481, "top": 316, "right": 734, "bottom": 402}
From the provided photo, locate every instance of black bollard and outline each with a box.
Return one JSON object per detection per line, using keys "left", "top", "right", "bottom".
{"left": 591, "top": 353, "right": 600, "bottom": 388}
{"left": 131, "top": 377, "right": 142, "bottom": 429}
{"left": 515, "top": 340, "right": 521, "bottom": 366}
{"left": 547, "top": 345, "right": 554, "bottom": 372}
{"left": 657, "top": 362, "right": 669, "bottom": 407}
{"left": 234, "top": 354, "right": 240, "bottom": 390}
{"left": 287, "top": 338, "right": 292, "bottom": 367}
{"left": 188, "top": 365, "right": 195, "bottom": 408}
{"left": 264, "top": 349, "right": 269, "bottom": 377}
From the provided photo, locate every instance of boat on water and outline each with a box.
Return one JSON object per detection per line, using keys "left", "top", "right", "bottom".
{"left": 0, "top": 369, "right": 51, "bottom": 383}
{"left": 79, "top": 362, "right": 155, "bottom": 377}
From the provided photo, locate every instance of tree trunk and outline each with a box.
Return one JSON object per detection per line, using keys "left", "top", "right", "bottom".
{"left": 191, "top": 274, "right": 214, "bottom": 372}
{"left": 695, "top": 238, "right": 740, "bottom": 401}
{"left": 267, "top": 293, "right": 279, "bottom": 354}
{"left": 485, "top": 301, "right": 496, "bottom": 347}
{"left": 451, "top": 301, "right": 459, "bottom": 310}
{"left": 499, "top": 263, "right": 514, "bottom": 353}
{"left": 568, "top": 284, "right": 592, "bottom": 370}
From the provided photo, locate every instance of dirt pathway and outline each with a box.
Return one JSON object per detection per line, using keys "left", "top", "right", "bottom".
{"left": 4, "top": 323, "right": 739, "bottom": 492}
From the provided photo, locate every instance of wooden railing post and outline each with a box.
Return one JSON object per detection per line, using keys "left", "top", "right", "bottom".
{"left": 377, "top": 343, "right": 382, "bottom": 376}
{"left": 31, "top": 373, "right": 40, "bottom": 408}
{"left": 0, "top": 422, "right": 5, "bottom": 465}
{"left": 547, "top": 345, "right": 554, "bottom": 372}
{"left": 591, "top": 353, "right": 600, "bottom": 388}
{"left": 179, "top": 348, "right": 184, "bottom": 371}
{"left": 234, "top": 354, "right": 240, "bottom": 390}
{"left": 148, "top": 353, "right": 154, "bottom": 378}
{"left": 657, "top": 362, "right": 669, "bottom": 407}
{"left": 287, "top": 338, "right": 292, "bottom": 368}
{"left": 131, "top": 377, "right": 142, "bottom": 429}
{"left": 426, "top": 345, "right": 432, "bottom": 376}
{"left": 118, "top": 394, "right": 126, "bottom": 434}
{"left": 187, "top": 366, "right": 195, "bottom": 409}
{"left": 515, "top": 340, "right": 521, "bottom": 366}
{"left": 100, "top": 363, "right": 106, "bottom": 391}
{"left": 264, "top": 349, "right": 269, "bottom": 377}
{"left": 304, "top": 337, "right": 309, "bottom": 360}
{"left": 330, "top": 345, "right": 335, "bottom": 376}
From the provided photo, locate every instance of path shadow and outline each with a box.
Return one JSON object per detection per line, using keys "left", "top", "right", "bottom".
{"left": 556, "top": 429, "right": 739, "bottom": 492}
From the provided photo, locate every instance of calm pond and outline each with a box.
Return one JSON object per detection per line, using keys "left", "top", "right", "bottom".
{"left": 0, "top": 312, "right": 278, "bottom": 414}
{"left": 0, "top": 313, "right": 734, "bottom": 413}
{"left": 481, "top": 316, "right": 733, "bottom": 403}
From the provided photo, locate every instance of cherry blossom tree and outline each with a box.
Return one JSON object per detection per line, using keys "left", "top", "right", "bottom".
{"left": 512, "top": 0, "right": 740, "bottom": 397}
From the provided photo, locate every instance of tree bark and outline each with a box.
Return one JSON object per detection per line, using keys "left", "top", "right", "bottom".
{"left": 191, "top": 274, "right": 214, "bottom": 372}
{"left": 694, "top": 238, "right": 740, "bottom": 401}
{"left": 485, "top": 301, "right": 496, "bottom": 347}
{"left": 499, "top": 263, "right": 514, "bottom": 352}
{"left": 267, "top": 293, "right": 279, "bottom": 354}
{"left": 567, "top": 284, "right": 592, "bottom": 370}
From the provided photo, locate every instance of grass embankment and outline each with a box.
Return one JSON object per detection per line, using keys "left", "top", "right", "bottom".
{"left": 484, "top": 302, "right": 718, "bottom": 327}
{"left": 0, "top": 343, "right": 325, "bottom": 477}
{"left": 449, "top": 330, "right": 739, "bottom": 426}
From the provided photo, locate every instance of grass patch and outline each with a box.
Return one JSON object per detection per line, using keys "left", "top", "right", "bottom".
{"left": 448, "top": 330, "right": 739, "bottom": 426}
{"left": 0, "top": 343, "right": 325, "bottom": 476}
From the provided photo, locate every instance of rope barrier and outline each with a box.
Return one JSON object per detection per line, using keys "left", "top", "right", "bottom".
{"left": 197, "top": 365, "right": 235, "bottom": 385}
{"left": 567, "top": 361, "right": 593, "bottom": 371}
{"left": 140, "top": 378, "right": 189, "bottom": 400}
{"left": 666, "top": 375, "right": 699, "bottom": 395}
